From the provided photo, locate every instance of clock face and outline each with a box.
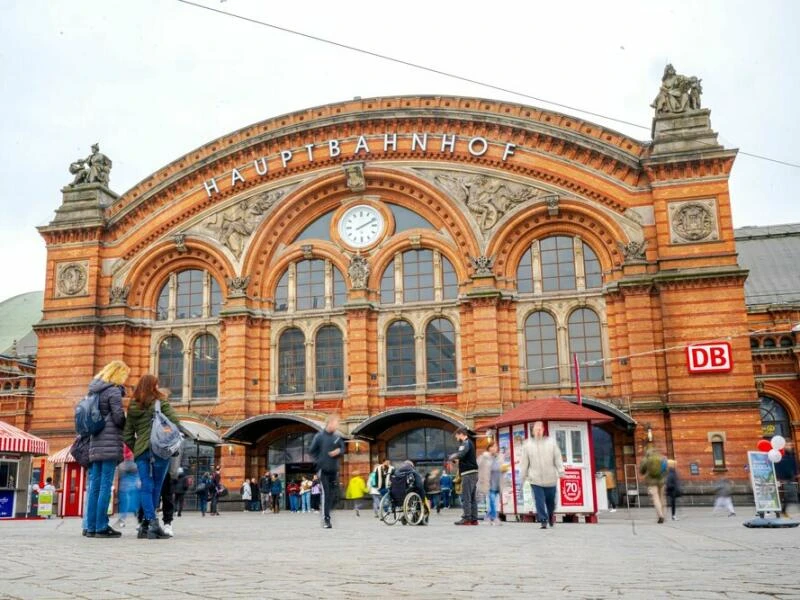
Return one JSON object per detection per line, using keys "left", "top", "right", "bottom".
{"left": 338, "top": 204, "right": 384, "bottom": 248}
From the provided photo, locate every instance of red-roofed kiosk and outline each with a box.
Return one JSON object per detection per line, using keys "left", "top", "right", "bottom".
{"left": 486, "top": 397, "right": 612, "bottom": 524}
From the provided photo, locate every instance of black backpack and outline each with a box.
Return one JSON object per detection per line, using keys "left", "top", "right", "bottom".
{"left": 69, "top": 435, "right": 90, "bottom": 468}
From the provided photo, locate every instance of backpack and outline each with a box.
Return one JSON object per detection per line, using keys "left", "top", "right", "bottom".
{"left": 369, "top": 470, "right": 378, "bottom": 489}
{"left": 647, "top": 455, "right": 664, "bottom": 479}
{"left": 149, "top": 400, "right": 183, "bottom": 460}
{"left": 74, "top": 391, "right": 105, "bottom": 436}
{"left": 69, "top": 435, "right": 91, "bottom": 468}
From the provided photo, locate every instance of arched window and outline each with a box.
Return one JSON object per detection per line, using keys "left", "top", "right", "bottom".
{"left": 541, "top": 236, "right": 576, "bottom": 291}
{"left": 210, "top": 278, "right": 222, "bottom": 317}
{"left": 296, "top": 259, "right": 326, "bottom": 311}
{"left": 158, "top": 336, "right": 184, "bottom": 399}
{"left": 156, "top": 284, "right": 170, "bottom": 321}
{"left": 333, "top": 268, "right": 346, "bottom": 307}
{"left": 176, "top": 269, "right": 205, "bottom": 319}
{"left": 568, "top": 308, "right": 604, "bottom": 382}
{"left": 381, "top": 260, "right": 395, "bottom": 304}
{"left": 711, "top": 434, "right": 726, "bottom": 468}
{"left": 517, "top": 248, "right": 534, "bottom": 294}
{"left": 386, "top": 427, "right": 460, "bottom": 464}
{"left": 583, "top": 243, "right": 602, "bottom": 289}
{"left": 750, "top": 337, "right": 760, "bottom": 349}
{"left": 760, "top": 397, "right": 792, "bottom": 439}
{"left": 441, "top": 256, "right": 458, "bottom": 300}
{"left": 779, "top": 336, "right": 794, "bottom": 348}
{"left": 156, "top": 269, "right": 222, "bottom": 321}
{"left": 426, "top": 318, "right": 456, "bottom": 389}
{"left": 315, "top": 326, "right": 344, "bottom": 393}
{"left": 386, "top": 320, "right": 415, "bottom": 391}
{"left": 192, "top": 334, "right": 218, "bottom": 399}
{"left": 525, "top": 311, "right": 559, "bottom": 385}
{"left": 278, "top": 328, "right": 305, "bottom": 395}
{"left": 403, "top": 249, "right": 435, "bottom": 303}
{"left": 275, "top": 271, "right": 289, "bottom": 312}
{"left": 763, "top": 338, "right": 776, "bottom": 348}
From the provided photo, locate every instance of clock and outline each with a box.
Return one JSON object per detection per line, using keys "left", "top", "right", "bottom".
{"left": 338, "top": 204, "right": 384, "bottom": 248}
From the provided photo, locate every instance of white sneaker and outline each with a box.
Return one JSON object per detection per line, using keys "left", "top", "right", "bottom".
{"left": 609, "top": 508, "right": 617, "bottom": 513}
{"left": 162, "top": 524, "right": 174, "bottom": 537}
{"left": 671, "top": 515, "right": 679, "bottom": 521}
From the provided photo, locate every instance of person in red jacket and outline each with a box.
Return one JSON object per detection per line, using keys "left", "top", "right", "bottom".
{"left": 287, "top": 479, "right": 301, "bottom": 513}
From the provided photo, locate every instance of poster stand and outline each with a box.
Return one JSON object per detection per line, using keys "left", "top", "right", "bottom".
{"left": 743, "top": 451, "right": 799, "bottom": 529}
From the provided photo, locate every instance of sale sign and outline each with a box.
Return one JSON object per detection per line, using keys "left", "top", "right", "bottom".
{"left": 559, "top": 469, "right": 584, "bottom": 507}
{"left": 686, "top": 342, "right": 733, "bottom": 374}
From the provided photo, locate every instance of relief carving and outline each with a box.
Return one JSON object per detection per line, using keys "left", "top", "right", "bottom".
{"left": 344, "top": 163, "right": 365, "bottom": 192}
{"left": 225, "top": 275, "right": 250, "bottom": 298}
{"left": 348, "top": 254, "right": 370, "bottom": 289}
{"left": 618, "top": 240, "right": 648, "bottom": 263}
{"left": 55, "top": 262, "right": 89, "bottom": 298}
{"left": 109, "top": 284, "right": 130, "bottom": 305}
{"left": 668, "top": 200, "right": 718, "bottom": 244}
{"left": 470, "top": 255, "right": 495, "bottom": 277}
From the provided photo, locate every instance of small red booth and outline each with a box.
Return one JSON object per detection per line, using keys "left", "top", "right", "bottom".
{"left": 49, "top": 445, "right": 86, "bottom": 518}
{"left": 486, "top": 397, "right": 612, "bottom": 524}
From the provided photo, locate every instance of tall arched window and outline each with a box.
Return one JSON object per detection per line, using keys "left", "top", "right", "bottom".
{"left": 273, "top": 259, "right": 346, "bottom": 313}
{"left": 583, "top": 243, "right": 602, "bottom": 289}
{"left": 426, "top": 318, "right": 456, "bottom": 389}
{"left": 441, "top": 256, "right": 458, "bottom": 300}
{"left": 517, "top": 248, "right": 534, "bottom": 294}
{"left": 275, "top": 271, "right": 289, "bottom": 312}
{"left": 210, "top": 278, "right": 222, "bottom": 316}
{"left": 403, "top": 249, "right": 435, "bottom": 303}
{"left": 156, "top": 269, "right": 222, "bottom": 321}
{"left": 278, "top": 328, "right": 306, "bottom": 395}
{"left": 156, "top": 285, "right": 170, "bottom": 321}
{"left": 525, "top": 311, "right": 559, "bottom": 385}
{"left": 158, "top": 336, "right": 184, "bottom": 399}
{"left": 760, "top": 397, "right": 792, "bottom": 439}
{"left": 296, "top": 259, "right": 326, "bottom": 311}
{"left": 386, "top": 320, "right": 415, "bottom": 391}
{"left": 315, "top": 326, "right": 344, "bottom": 393}
{"left": 177, "top": 269, "right": 205, "bottom": 319}
{"left": 568, "top": 308, "right": 604, "bottom": 382}
{"left": 541, "top": 236, "right": 576, "bottom": 291}
{"left": 192, "top": 334, "right": 218, "bottom": 399}
{"left": 380, "top": 260, "right": 395, "bottom": 304}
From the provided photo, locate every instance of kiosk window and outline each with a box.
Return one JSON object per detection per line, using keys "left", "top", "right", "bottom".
{"left": 0, "top": 461, "right": 18, "bottom": 489}
{"left": 555, "top": 431, "right": 567, "bottom": 463}
{"left": 570, "top": 430, "right": 584, "bottom": 463}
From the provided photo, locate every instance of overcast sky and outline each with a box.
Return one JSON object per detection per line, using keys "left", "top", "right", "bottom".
{"left": 1, "top": 0, "right": 798, "bottom": 301}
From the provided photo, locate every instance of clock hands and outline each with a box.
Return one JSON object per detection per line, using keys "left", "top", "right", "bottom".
{"left": 355, "top": 218, "right": 377, "bottom": 231}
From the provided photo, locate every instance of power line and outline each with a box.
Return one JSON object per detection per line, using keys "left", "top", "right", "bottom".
{"left": 175, "top": 0, "right": 800, "bottom": 170}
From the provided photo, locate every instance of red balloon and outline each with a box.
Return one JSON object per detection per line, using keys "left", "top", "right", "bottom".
{"left": 757, "top": 440, "right": 772, "bottom": 452}
{"left": 780, "top": 448, "right": 786, "bottom": 457}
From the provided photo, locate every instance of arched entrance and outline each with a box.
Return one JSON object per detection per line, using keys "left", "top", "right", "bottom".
{"left": 760, "top": 396, "right": 794, "bottom": 442}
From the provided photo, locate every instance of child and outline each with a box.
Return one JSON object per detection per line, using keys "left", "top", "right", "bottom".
{"left": 712, "top": 477, "right": 736, "bottom": 516}
{"left": 345, "top": 470, "right": 370, "bottom": 517}
{"left": 310, "top": 474, "right": 321, "bottom": 512}
{"left": 116, "top": 447, "right": 140, "bottom": 528}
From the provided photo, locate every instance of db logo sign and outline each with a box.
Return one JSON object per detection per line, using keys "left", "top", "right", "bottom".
{"left": 686, "top": 342, "right": 733, "bottom": 374}
{"left": 559, "top": 469, "right": 584, "bottom": 507}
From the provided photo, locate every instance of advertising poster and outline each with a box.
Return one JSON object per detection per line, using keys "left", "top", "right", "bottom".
{"left": 38, "top": 490, "right": 53, "bottom": 517}
{"left": 511, "top": 424, "right": 526, "bottom": 512}
{"left": 0, "top": 490, "right": 14, "bottom": 519}
{"left": 497, "top": 428, "right": 515, "bottom": 513}
{"left": 747, "top": 451, "right": 781, "bottom": 513}
{"left": 559, "top": 469, "right": 584, "bottom": 508}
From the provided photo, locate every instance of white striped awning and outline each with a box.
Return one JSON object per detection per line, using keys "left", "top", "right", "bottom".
{"left": 49, "top": 445, "right": 76, "bottom": 464}
{"left": 0, "top": 420, "right": 49, "bottom": 455}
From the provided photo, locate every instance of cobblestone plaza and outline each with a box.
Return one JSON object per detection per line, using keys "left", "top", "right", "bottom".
{"left": 2, "top": 508, "right": 798, "bottom": 599}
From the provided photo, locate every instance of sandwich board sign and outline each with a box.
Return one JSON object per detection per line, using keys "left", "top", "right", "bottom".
{"left": 747, "top": 451, "right": 781, "bottom": 514}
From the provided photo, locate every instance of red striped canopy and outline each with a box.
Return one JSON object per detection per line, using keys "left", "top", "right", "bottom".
{"left": 0, "top": 420, "right": 49, "bottom": 455}
{"left": 49, "top": 445, "right": 76, "bottom": 464}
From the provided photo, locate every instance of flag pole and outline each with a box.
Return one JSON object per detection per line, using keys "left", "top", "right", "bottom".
{"left": 573, "top": 353, "right": 582, "bottom": 406}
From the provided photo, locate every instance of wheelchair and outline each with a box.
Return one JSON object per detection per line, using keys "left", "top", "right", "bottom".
{"left": 379, "top": 471, "right": 429, "bottom": 526}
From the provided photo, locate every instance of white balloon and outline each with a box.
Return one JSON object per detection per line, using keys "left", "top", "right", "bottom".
{"left": 771, "top": 435, "right": 786, "bottom": 451}
{"left": 768, "top": 449, "right": 782, "bottom": 463}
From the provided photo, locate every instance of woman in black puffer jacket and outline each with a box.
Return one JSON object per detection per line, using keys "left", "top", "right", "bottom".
{"left": 85, "top": 360, "right": 129, "bottom": 538}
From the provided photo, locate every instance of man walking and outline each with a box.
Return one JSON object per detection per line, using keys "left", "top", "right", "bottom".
{"left": 519, "top": 421, "right": 564, "bottom": 529}
{"left": 639, "top": 446, "right": 667, "bottom": 523}
{"left": 309, "top": 414, "right": 345, "bottom": 529}
{"left": 449, "top": 428, "right": 479, "bottom": 525}
{"left": 259, "top": 471, "right": 271, "bottom": 514}
{"left": 210, "top": 465, "right": 222, "bottom": 516}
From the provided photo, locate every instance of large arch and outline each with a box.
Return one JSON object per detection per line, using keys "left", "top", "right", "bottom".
{"left": 351, "top": 407, "right": 471, "bottom": 440}
{"left": 223, "top": 413, "right": 330, "bottom": 445}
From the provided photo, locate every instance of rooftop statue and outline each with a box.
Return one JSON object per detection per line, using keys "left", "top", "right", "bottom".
{"left": 651, "top": 64, "right": 703, "bottom": 115}
{"left": 68, "top": 143, "right": 112, "bottom": 187}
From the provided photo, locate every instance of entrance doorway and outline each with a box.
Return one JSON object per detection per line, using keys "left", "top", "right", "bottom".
{"left": 267, "top": 430, "right": 317, "bottom": 510}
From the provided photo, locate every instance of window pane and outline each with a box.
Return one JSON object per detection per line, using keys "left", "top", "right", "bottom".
{"left": 426, "top": 318, "right": 456, "bottom": 389}
{"left": 517, "top": 248, "right": 534, "bottom": 293}
{"left": 176, "top": 270, "right": 205, "bottom": 319}
{"left": 381, "top": 261, "right": 395, "bottom": 304}
{"left": 568, "top": 308, "right": 604, "bottom": 382}
{"left": 441, "top": 256, "right": 458, "bottom": 300}
{"left": 158, "top": 336, "right": 184, "bottom": 400}
{"left": 555, "top": 430, "right": 567, "bottom": 463}
{"left": 332, "top": 267, "right": 346, "bottom": 308}
{"left": 192, "top": 334, "right": 218, "bottom": 399}
{"left": 315, "top": 326, "right": 344, "bottom": 393}
{"left": 294, "top": 210, "right": 334, "bottom": 242}
{"left": 760, "top": 397, "right": 791, "bottom": 438}
{"left": 275, "top": 271, "right": 289, "bottom": 312}
{"left": 156, "top": 283, "right": 170, "bottom": 321}
{"left": 525, "top": 311, "right": 559, "bottom": 385}
{"left": 583, "top": 243, "right": 602, "bottom": 289}
{"left": 712, "top": 442, "right": 725, "bottom": 467}
{"left": 278, "top": 328, "right": 305, "bottom": 395}
{"left": 570, "top": 430, "right": 584, "bottom": 464}
{"left": 540, "top": 236, "right": 576, "bottom": 292}
{"left": 387, "top": 434, "right": 406, "bottom": 462}
{"left": 210, "top": 277, "right": 222, "bottom": 317}
{"left": 391, "top": 204, "right": 436, "bottom": 232}
{"left": 386, "top": 320, "right": 415, "bottom": 391}
{"left": 296, "top": 259, "right": 326, "bottom": 311}
{"left": 403, "top": 250, "right": 434, "bottom": 303}
{"left": 407, "top": 428, "right": 426, "bottom": 461}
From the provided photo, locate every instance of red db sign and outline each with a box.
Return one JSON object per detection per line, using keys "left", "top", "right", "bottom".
{"left": 686, "top": 342, "right": 733, "bottom": 374}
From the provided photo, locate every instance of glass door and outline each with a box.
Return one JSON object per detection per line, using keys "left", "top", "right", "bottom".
{"left": 549, "top": 421, "right": 594, "bottom": 513}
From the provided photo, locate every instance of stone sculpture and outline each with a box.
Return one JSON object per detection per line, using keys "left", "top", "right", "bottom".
{"left": 470, "top": 255, "right": 495, "bottom": 277}
{"left": 56, "top": 262, "right": 88, "bottom": 297}
{"left": 109, "top": 285, "right": 130, "bottom": 304}
{"left": 204, "top": 189, "right": 285, "bottom": 259}
{"left": 651, "top": 64, "right": 703, "bottom": 115}
{"left": 348, "top": 254, "right": 370, "bottom": 289}
{"left": 226, "top": 276, "right": 250, "bottom": 298}
{"left": 68, "top": 143, "right": 112, "bottom": 187}
{"left": 618, "top": 240, "right": 648, "bottom": 262}
{"left": 344, "top": 163, "right": 366, "bottom": 192}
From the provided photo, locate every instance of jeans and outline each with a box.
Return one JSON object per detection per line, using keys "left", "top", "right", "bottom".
{"left": 210, "top": 493, "right": 218, "bottom": 514}
{"left": 271, "top": 494, "right": 281, "bottom": 513}
{"left": 311, "top": 493, "right": 320, "bottom": 511}
{"left": 289, "top": 494, "right": 299, "bottom": 512}
{"left": 319, "top": 470, "right": 338, "bottom": 523}
{"left": 198, "top": 494, "right": 207, "bottom": 515}
{"left": 427, "top": 493, "right": 441, "bottom": 511}
{"left": 668, "top": 492, "right": 678, "bottom": 517}
{"left": 135, "top": 452, "right": 170, "bottom": 521}
{"left": 532, "top": 484, "right": 557, "bottom": 524}
{"left": 440, "top": 489, "right": 451, "bottom": 508}
{"left": 487, "top": 490, "right": 500, "bottom": 521}
{"left": 460, "top": 472, "right": 478, "bottom": 521}
{"left": 260, "top": 492, "right": 270, "bottom": 510}
{"left": 301, "top": 493, "right": 310, "bottom": 512}
{"left": 86, "top": 460, "right": 116, "bottom": 533}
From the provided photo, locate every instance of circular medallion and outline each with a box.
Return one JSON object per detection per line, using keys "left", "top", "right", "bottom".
{"left": 57, "top": 264, "right": 87, "bottom": 296}
{"left": 673, "top": 203, "right": 714, "bottom": 241}
{"left": 337, "top": 204, "right": 384, "bottom": 248}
